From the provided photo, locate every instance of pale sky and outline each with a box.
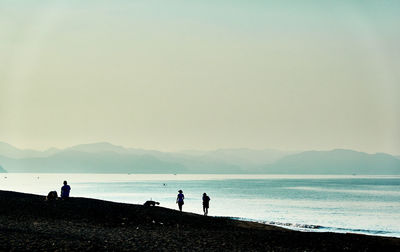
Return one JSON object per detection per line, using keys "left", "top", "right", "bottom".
{"left": 0, "top": 1, "right": 399, "bottom": 154}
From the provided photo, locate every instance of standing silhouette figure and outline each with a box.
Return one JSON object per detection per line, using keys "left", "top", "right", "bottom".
{"left": 176, "top": 190, "right": 184, "bottom": 211}
{"left": 202, "top": 193, "right": 210, "bottom": 216}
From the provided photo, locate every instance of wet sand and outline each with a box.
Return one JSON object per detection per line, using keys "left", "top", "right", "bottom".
{"left": 0, "top": 190, "right": 399, "bottom": 251}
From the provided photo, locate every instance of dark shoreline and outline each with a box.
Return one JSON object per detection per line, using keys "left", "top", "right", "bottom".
{"left": 0, "top": 190, "right": 399, "bottom": 251}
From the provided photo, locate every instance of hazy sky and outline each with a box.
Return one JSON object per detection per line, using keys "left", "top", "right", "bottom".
{"left": 1, "top": 1, "right": 399, "bottom": 154}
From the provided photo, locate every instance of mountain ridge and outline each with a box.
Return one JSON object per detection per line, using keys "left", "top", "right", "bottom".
{"left": 0, "top": 142, "right": 399, "bottom": 174}
{"left": 263, "top": 149, "right": 400, "bottom": 174}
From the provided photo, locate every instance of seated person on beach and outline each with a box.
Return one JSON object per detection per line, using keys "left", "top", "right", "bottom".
{"left": 61, "top": 181, "right": 71, "bottom": 199}
{"left": 176, "top": 190, "right": 184, "bottom": 212}
{"left": 46, "top": 191, "right": 58, "bottom": 201}
{"left": 202, "top": 193, "right": 210, "bottom": 216}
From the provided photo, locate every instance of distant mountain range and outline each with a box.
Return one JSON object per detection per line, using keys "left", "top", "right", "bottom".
{"left": 264, "top": 149, "right": 400, "bottom": 175}
{"left": 0, "top": 142, "right": 60, "bottom": 159}
{"left": 0, "top": 142, "right": 399, "bottom": 174}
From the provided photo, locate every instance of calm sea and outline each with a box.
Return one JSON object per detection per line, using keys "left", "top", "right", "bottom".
{"left": 1, "top": 173, "right": 399, "bottom": 237}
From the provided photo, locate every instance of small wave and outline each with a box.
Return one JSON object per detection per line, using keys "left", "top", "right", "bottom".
{"left": 265, "top": 221, "right": 399, "bottom": 237}
{"left": 266, "top": 221, "right": 322, "bottom": 229}
{"left": 328, "top": 227, "right": 391, "bottom": 235}
{"left": 231, "top": 217, "right": 322, "bottom": 230}
{"left": 230, "top": 217, "right": 400, "bottom": 238}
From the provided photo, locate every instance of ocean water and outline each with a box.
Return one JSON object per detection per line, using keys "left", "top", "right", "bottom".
{"left": 1, "top": 173, "right": 399, "bottom": 238}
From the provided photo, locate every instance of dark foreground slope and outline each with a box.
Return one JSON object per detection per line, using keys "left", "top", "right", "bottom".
{"left": 0, "top": 191, "right": 399, "bottom": 251}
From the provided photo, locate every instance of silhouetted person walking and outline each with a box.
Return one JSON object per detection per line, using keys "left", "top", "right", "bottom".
{"left": 61, "top": 181, "right": 71, "bottom": 199}
{"left": 202, "top": 193, "right": 210, "bottom": 216}
{"left": 176, "top": 190, "right": 184, "bottom": 211}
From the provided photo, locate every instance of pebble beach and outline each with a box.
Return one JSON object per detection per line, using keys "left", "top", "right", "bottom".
{"left": 0, "top": 190, "right": 399, "bottom": 251}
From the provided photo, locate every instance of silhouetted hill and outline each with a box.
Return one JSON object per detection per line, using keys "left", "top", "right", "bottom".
{"left": 0, "top": 165, "right": 5, "bottom": 173}
{"left": 264, "top": 149, "right": 400, "bottom": 174}
{"left": 0, "top": 142, "right": 399, "bottom": 174}
{"left": 65, "top": 143, "right": 289, "bottom": 171}
{"left": 0, "top": 142, "right": 289, "bottom": 173}
{"left": 67, "top": 142, "right": 132, "bottom": 154}
{"left": 180, "top": 148, "right": 290, "bottom": 165}
{"left": 0, "top": 142, "right": 59, "bottom": 159}
{"left": 0, "top": 151, "right": 186, "bottom": 173}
